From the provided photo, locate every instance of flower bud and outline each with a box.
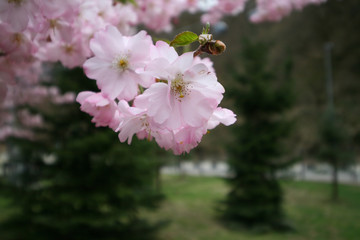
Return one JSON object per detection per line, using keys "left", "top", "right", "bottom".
{"left": 209, "top": 40, "right": 226, "bottom": 55}
{"left": 198, "top": 34, "right": 213, "bottom": 45}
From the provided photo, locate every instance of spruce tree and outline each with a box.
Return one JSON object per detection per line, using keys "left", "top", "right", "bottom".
{"left": 221, "top": 40, "right": 294, "bottom": 231}
{"left": 0, "top": 66, "right": 163, "bottom": 240}
{"left": 317, "top": 111, "right": 354, "bottom": 202}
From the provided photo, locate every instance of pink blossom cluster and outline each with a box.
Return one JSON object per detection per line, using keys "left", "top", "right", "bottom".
{"left": 0, "top": 0, "right": 328, "bottom": 149}
{"left": 198, "top": 0, "right": 327, "bottom": 24}
{"left": 0, "top": 0, "right": 329, "bottom": 107}
{"left": 136, "top": 0, "right": 193, "bottom": 32}
{"left": 0, "top": 0, "right": 195, "bottom": 142}
{"left": 201, "top": 0, "right": 247, "bottom": 25}
{"left": 0, "top": 0, "right": 138, "bottom": 105}
{"left": 250, "top": 0, "right": 327, "bottom": 23}
{"left": 0, "top": 84, "right": 75, "bottom": 141}
{"left": 77, "top": 26, "right": 236, "bottom": 154}
{"left": 0, "top": 0, "right": 202, "bottom": 104}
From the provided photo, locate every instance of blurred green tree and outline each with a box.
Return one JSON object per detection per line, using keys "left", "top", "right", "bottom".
{"left": 221, "top": 40, "right": 295, "bottom": 231}
{"left": 313, "top": 42, "right": 355, "bottom": 202}
{"left": 317, "top": 111, "right": 354, "bottom": 202}
{"left": 0, "top": 66, "right": 163, "bottom": 240}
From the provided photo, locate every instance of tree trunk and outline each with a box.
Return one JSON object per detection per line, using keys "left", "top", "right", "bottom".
{"left": 332, "top": 160, "right": 339, "bottom": 201}
{"left": 154, "top": 165, "right": 161, "bottom": 192}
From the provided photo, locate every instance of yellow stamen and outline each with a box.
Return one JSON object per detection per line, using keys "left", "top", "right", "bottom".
{"left": 13, "top": 33, "right": 23, "bottom": 45}
{"left": 171, "top": 74, "right": 189, "bottom": 100}
{"left": 64, "top": 45, "right": 74, "bottom": 54}
{"left": 118, "top": 59, "right": 128, "bottom": 69}
{"left": 49, "top": 19, "right": 58, "bottom": 29}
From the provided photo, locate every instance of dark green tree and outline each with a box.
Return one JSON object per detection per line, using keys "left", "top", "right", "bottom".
{"left": 221, "top": 40, "right": 295, "bottom": 231}
{"left": 0, "top": 66, "right": 163, "bottom": 240}
{"left": 317, "top": 111, "right": 354, "bottom": 202}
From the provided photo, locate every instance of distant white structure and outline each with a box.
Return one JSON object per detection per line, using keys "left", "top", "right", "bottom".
{"left": 162, "top": 160, "right": 360, "bottom": 184}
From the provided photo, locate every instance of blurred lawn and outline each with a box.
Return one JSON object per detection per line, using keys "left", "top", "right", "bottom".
{"left": 0, "top": 196, "right": 15, "bottom": 223}
{"left": 1, "top": 176, "right": 359, "bottom": 240}
{"left": 144, "top": 175, "right": 360, "bottom": 240}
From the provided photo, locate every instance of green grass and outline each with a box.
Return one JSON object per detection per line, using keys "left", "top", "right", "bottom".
{"left": 1, "top": 176, "right": 359, "bottom": 240}
{"left": 143, "top": 176, "right": 360, "bottom": 240}
{"left": 0, "top": 196, "right": 15, "bottom": 223}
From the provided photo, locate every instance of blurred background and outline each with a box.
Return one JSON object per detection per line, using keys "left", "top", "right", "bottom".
{"left": 1, "top": 0, "right": 360, "bottom": 239}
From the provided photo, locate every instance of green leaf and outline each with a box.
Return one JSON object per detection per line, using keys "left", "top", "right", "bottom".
{"left": 170, "top": 31, "right": 199, "bottom": 47}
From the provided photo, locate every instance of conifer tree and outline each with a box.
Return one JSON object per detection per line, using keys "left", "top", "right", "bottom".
{"left": 221, "top": 40, "right": 294, "bottom": 231}
{"left": 0, "top": 66, "right": 163, "bottom": 240}
{"left": 317, "top": 111, "right": 354, "bottom": 202}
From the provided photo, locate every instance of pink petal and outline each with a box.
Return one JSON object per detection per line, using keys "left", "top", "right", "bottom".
{"left": 90, "top": 26, "right": 125, "bottom": 61}
{"left": 98, "top": 71, "right": 126, "bottom": 99}
{"left": 163, "top": 101, "right": 183, "bottom": 130}
{"left": 118, "top": 118, "right": 143, "bottom": 144}
{"left": 134, "top": 82, "right": 171, "bottom": 124}
{"left": 76, "top": 91, "right": 95, "bottom": 104}
{"left": 83, "top": 57, "right": 111, "bottom": 79}
{"left": 207, "top": 107, "right": 237, "bottom": 129}
{"left": 180, "top": 90, "right": 217, "bottom": 127}
{"left": 153, "top": 41, "right": 178, "bottom": 62}
{"left": 144, "top": 58, "right": 171, "bottom": 80}
{"left": 168, "top": 52, "right": 194, "bottom": 74}
{"left": 127, "top": 30, "right": 151, "bottom": 62}
{"left": 117, "top": 71, "right": 139, "bottom": 101}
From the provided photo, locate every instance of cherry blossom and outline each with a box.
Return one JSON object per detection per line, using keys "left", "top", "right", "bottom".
{"left": 83, "top": 26, "right": 154, "bottom": 100}
{"left": 0, "top": 0, "right": 329, "bottom": 154}
{"left": 116, "top": 100, "right": 151, "bottom": 144}
{"left": 0, "top": 0, "right": 36, "bottom": 32}
{"left": 77, "top": 91, "right": 120, "bottom": 130}
{"left": 136, "top": 51, "right": 224, "bottom": 130}
{"left": 250, "top": 0, "right": 327, "bottom": 23}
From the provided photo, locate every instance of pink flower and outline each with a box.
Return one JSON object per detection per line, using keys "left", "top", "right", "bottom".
{"left": 135, "top": 51, "right": 224, "bottom": 130}
{"left": 250, "top": 0, "right": 327, "bottom": 23}
{"left": 113, "top": 3, "right": 138, "bottom": 35}
{"left": 116, "top": 100, "right": 150, "bottom": 144}
{"left": 38, "top": 0, "right": 82, "bottom": 23}
{"left": 136, "top": 0, "right": 188, "bottom": 32}
{"left": 153, "top": 126, "right": 207, "bottom": 155}
{"left": 18, "top": 109, "right": 43, "bottom": 128}
{"left": 200, "top": 0, "right": 247, "bottom": 24}
{"left": 53, "top": 92, "right": 76, "bottom": 104}
{"left": 79, "top": 0, "right": 118, "bottom": 31}
{"left": 77, "top": 91, "right": 120, "bottom": 130}
{"left": 0, "top": 25, "right": 37, "bottom": 58}
{"left": 151, "top": 107, "right": 236, "bottom": 155}
{"left": 0, "top": 126, "right": 35, "bottom": 141}
{"left": 0, "top": 0, "right": 37, "bottom": 32}
{"left": 83, "top": 25, "right": 154, "bottom": 101}
{"left": 37, "top": 35, "right": 89, "bottom": 68}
